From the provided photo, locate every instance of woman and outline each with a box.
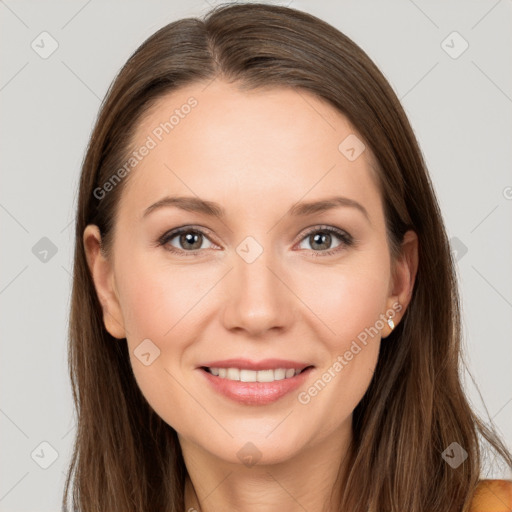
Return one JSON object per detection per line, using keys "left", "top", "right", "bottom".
{"left": 63, "top": 3, "right": 512, "bottom": 511}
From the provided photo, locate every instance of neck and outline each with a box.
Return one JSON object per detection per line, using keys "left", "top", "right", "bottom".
{"left": 182, "top": 423, "right": 353, "bottom": 512}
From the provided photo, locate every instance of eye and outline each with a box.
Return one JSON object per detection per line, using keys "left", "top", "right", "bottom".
{"left": 157, "top": 225, "right": 354, "bottom": 257}
{"left": 296, "top": 226, "right": 354, "bottom": 256}
{"left": 158, "top": 227, "right": 217, "bottom": 256}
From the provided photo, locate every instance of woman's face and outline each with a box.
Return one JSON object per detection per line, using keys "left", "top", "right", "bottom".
{"left": 85, "top": 79, "right": 415, "bottom": 467}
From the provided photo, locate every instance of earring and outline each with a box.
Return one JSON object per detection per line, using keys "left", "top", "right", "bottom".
{"left": 387, "top": 317, "right": 395, "bottom": 331}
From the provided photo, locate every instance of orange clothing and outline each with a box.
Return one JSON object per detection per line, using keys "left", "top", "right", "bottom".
{"left": 470, "top": 479, "right": 512, "bottom": 511}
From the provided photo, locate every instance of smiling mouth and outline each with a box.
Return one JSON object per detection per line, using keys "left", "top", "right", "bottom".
{"left": 200, "top": 366, "right": 313, "bottom": 383}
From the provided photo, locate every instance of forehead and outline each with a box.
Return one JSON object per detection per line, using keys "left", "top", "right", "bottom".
{"left": 119, "top": 80, "right": 383, "bottom": 224}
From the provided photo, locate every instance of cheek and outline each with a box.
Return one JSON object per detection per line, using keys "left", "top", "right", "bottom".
{"left": 315, "top": 274, "right": 384, "bottom": 371}
{"left": 114, "top": 252, "right": 219, "bottom": 401}
{"left": 294, "top": 273, "right": 385, "bottom": 437}
{"left": 115, "top": 251, "right": 211, "bottom": 342}
{"left": 293, "top": 254, "right": 390, "bottom": 348}
{"left": 113, "top": 256, "right": 207, "bottom": 428}
{"left": 291, "top": 254, "right": 388, "bottom": 412}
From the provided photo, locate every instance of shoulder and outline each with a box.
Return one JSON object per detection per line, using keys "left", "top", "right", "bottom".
{"left": 470, "top": 479, "right": 512, "bottom": 512}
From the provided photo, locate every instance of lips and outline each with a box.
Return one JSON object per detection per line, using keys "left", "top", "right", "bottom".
{"left": 196, "top": 358, "right": 315, "bottom": 405}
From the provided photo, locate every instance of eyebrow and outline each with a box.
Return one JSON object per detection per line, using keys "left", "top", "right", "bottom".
{"left": 143, "top": 195, "right": 370, "bottom": 223}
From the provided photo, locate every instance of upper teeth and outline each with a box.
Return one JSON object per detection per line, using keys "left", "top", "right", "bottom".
{"left": 208, "top": 367, "right": 302, "bottom": 382}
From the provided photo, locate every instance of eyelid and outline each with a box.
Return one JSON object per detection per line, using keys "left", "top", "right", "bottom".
{"left": 297, "top": 224, "right": 350, "bottom": 240}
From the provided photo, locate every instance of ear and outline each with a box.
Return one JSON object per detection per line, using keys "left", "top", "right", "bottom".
{"left": 383, "top": 230, "right": 419, "bottom": 337}
{"left": 83, "top": 225, "right": 126, "bottom": 339}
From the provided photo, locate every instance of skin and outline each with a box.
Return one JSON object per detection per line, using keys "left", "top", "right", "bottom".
{"left": 84, "top": 79, "right": 418, "bottom": 512}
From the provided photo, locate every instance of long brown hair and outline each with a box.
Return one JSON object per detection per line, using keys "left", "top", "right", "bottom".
{"left": 63, "top": 3, "right": 512, "bottom": 511}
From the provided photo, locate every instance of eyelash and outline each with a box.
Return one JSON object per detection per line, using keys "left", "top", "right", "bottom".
{"left": 156, "top": 225, "right": 355, "bottom": 258}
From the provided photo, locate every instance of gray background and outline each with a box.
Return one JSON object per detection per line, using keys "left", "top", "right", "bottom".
{"left": 1, "top": 0, "right": 511, "bottom": 510}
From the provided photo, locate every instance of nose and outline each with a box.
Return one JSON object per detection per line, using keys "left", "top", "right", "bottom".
{"left": 221, "top": 243, "right": 296, "bottom": 337}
